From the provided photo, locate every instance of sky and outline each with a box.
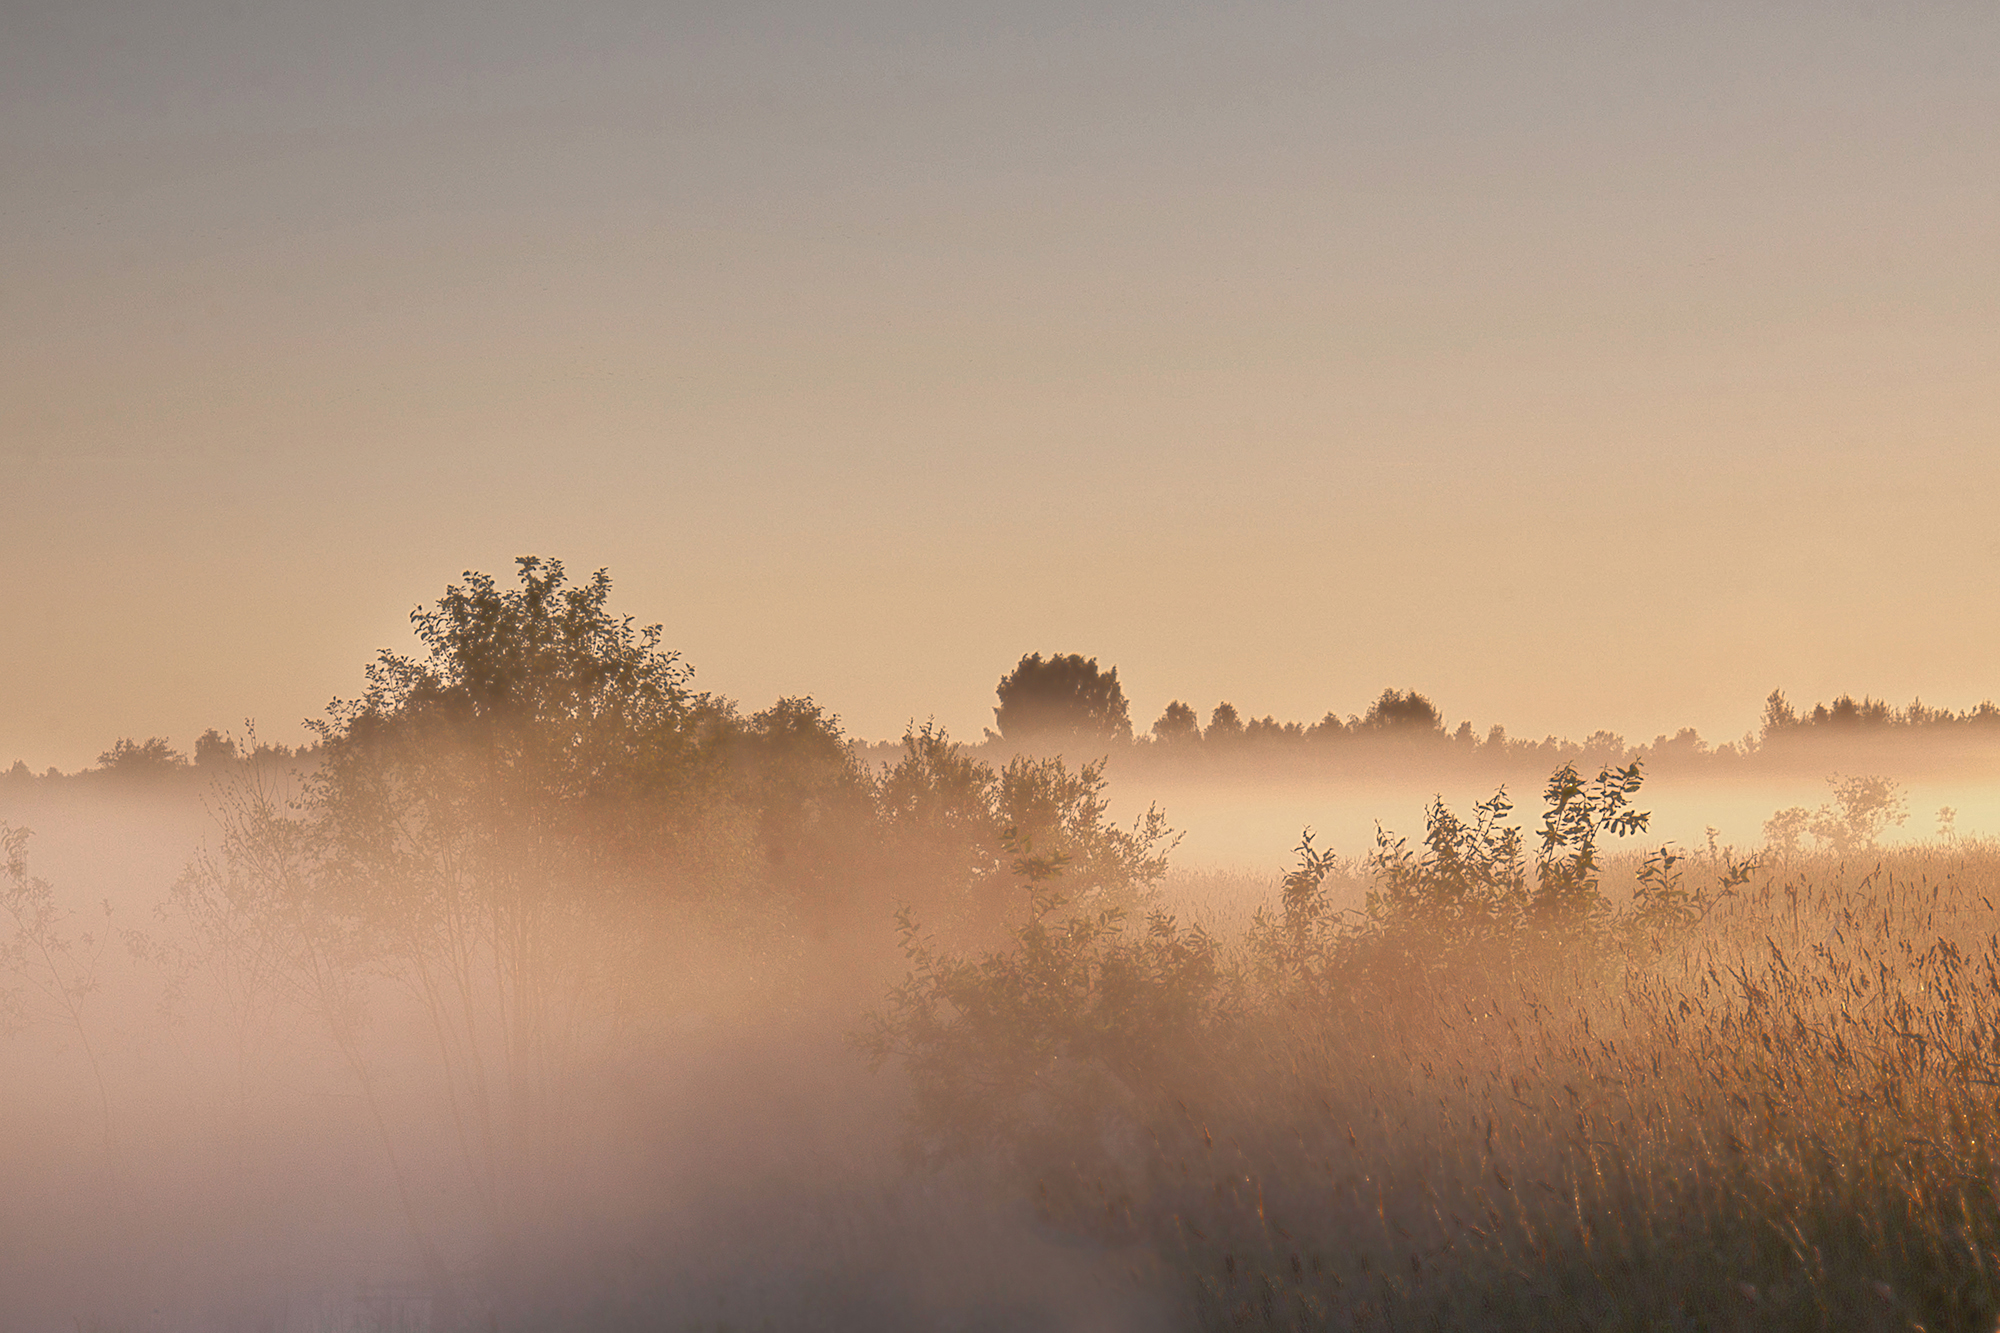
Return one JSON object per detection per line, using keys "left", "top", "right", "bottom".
{"left": 4, "top": 0, "right": 1998, "bottom": 771}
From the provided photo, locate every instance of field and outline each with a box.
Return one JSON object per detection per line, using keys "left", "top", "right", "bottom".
{"left": 7, "top": 760, "right": 1999, "bottom": 1330}
{"left": 1139, "top": 842, "right": 2000, "bottom": 1332}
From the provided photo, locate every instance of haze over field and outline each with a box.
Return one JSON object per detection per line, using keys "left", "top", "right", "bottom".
{"left": 7, "top": 2, "right": 2000, "bottom": 1330}
{"left": 4, "top": 567, "right": 2000, "bottom": 1331}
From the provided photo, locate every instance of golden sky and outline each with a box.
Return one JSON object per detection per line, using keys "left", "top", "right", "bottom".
{"left": 4, "top": 1, "right": 1998, "bottom": 770}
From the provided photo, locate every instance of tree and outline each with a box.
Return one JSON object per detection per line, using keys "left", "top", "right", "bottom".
{"left": 717, "top": 697, "right": 876, "bottom": 923}
{"left": 1205, "top": 702, "right": 1244, "bottom": 744}
{"left": 859, "top": 821, "right": 1218, "bottom": 1191}
{"left": 875, "top": 722, "right": 1175, "bottom": 933}
{"left": 0, "top": 823, "right": 116, "bottom": 1152}
{"left": 194, "top": 729, "right": 240, "bottom": 767}
{"left": 1305, "top": 712, "right": 1351, "bottom": 743}
{"left": 992, "top": 653, "right": 1133, "bottom": 748}
{"left": 876, "top": 721, "right": 1006, "bottom": 921}
{"left": 184, "top": 557, "right": 736, "bottom": 1270}
{"left": 1362, "top": 688, "right": 1444, "bottom": 734}
{"left": 94, "top": 737, "right": 188, "bottom": 777}
{"left": 1244, "top": 715, "right": 1301, "bottom": 743}
{"left": 1761, "top": 689, "right": 1798, "bottom": 741}
{"left": 1150, "top": 701, "right": 1199, "bottom": 745}
{"left": 1763, "top": 775, "right": 1908, "bottom": 857}
{"left": 993, "top": 753, "right": 1174, "bottom": 908}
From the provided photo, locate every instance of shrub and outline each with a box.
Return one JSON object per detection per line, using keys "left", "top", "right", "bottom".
{"left": 867, "top": 763, "right": 2000, "bottom": 1330}
{"left": 1243, "top": 762, "right": 1656, "bottom": 998}
{"left": 1764, "top": 773, "right": 1910, "bottom": 856}
{"left": 872, "top": 722, "right": 1176, "bottom": 933}
{"left": 869, "top": 762, "right": 1666, "bottom": 1190}
{"left": 856, "top": 839, "right": 1225, "bottom": 1172}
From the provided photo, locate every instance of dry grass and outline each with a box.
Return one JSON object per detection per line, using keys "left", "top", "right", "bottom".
{"left": 1052, "top": 842, "right": 2000, "bottom": 1330}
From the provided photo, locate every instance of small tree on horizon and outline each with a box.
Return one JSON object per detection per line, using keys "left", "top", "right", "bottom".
{"left": 1362, "top": 688, "right": 1445, "bottom": 735}
{"left": 992, "top": 653, "right": 1133, "bottom": 748}
{"left": 94, "top": 737, "right": 189, "bottom": 777}
{"left": 1150, "top": 701, "right": 1200, "bottom": 745}
{"left": 193, "top": 729, "right": 239, "bottom": 767}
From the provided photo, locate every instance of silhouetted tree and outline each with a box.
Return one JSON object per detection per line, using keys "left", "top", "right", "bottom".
{"left": 1649, "top": 727, "right": 1707, "bottom": 760}
{"left": 876, "top": 721, "right": 1004, "bottom": 917}
{"left": 187, "top": 557, "right": 739, "bottom": 1255}
{"left": 1205, "top": 703, "right": 1244, "bottom": 744}
{"left": 1763, "top": 687, "right": 2000, "bottom": 737}
{"left": 194, "top": 729, "right": 239, "bottom": 767}
{"left": 1305, "top": 712, "right": 1350, "bottom": 743}
{"left": 94, "top": 737, "right": 188, "bottom": 776}
{"left": 875, "top": 722, "right": 1174, "bottom": 933}
{"left": 1150, "top": 701, "right": 1200, "bottom": 745}
{"left": 1905, "top": 698, "right": 1954, "bottom": 728}
{"left": 1814, "top": 694, "right": 1890, "bottom": 728}
{"left": 1580, "top": 730, "right": 1629, "bottom": 759}
{"left": 718, "top": 697, "right": 875, "bottom": 922}
{"left": 992, "top": 653, "right": 1133, "bottom": 747}
{"left": 1761, "top": 689, "right": 1798, "bottom": 740}
{"left": 1362, "top": 689, "right": 1444, "bottom": 734}
{"left": 1244, "top": 715, "right": 1301, "bottom": 743}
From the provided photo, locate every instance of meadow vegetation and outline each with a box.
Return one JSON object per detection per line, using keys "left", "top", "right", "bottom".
{"left": 871, "top": 772, "right": 2000, "bottom": 1331}
{"left": 3, "top": 559, "right": 1999, "bottom": 1330}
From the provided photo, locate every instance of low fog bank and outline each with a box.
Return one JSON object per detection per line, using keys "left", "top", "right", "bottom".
{"left": 8, "top": 750, "right": 2000, "bottom": 1330}
{"left": 0, "top": 809, "right": 1175, "bottom": 1332}
{"left": 13, "top": 568, "right": 2000, "bottom": 1331}
{"left": 1114, "top": 763, "right": 1998, "bottom": 871}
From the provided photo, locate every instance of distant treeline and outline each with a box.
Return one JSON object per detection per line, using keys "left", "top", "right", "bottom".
{"left": 873, "top": 656, "right": 2000, "bottom": 774}
{"left": 11, "top": 653, "right": 2000, "bottom": 787}
{"left": 1758, "top": 688, "right": 2000, "bottom": 736}
{"left": 3, "top": 731, "right": 317, "bottom": 782}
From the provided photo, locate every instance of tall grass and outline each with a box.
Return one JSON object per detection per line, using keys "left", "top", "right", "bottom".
{"left": 1071, "top": 842, "right": 2000, "bottom": 1331}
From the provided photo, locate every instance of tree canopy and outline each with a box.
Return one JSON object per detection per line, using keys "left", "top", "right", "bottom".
{"left": 1150, "top": 700, "right": 1199, "bottom": 744}
{"left": 1362, "top": 688, "right": 1444, "bottom": 734}
{"left": 991, "top": 653, "right": 1133, "bottom": 747}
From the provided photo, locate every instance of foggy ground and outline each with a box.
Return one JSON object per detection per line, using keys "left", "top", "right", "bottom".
{"left": 1134, "top": 770, "right": 2000, "bottom": 869}
{"left": 3, "top": 749, "right": 1996, "bottom": 1332}
{"left": 0, "top": 775, "right": 1180, "bottom": 1332}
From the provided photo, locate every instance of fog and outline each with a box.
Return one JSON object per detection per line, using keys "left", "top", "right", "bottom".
{"left": 8, "top": 568, "right": 2000, "bottom": 1331}
{"left": 0, "top": 773, "right": 1179, "bottom": 1332}
{"left": 5, "top": 731, "right": 1995, "bottom": 1330}
{"left": 1134, "top": 770, "right": 2000, "bottom": 870}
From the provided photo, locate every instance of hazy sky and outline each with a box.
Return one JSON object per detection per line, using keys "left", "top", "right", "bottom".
{"left": 5, "top": 0, "right": 1998, "bottom": 769}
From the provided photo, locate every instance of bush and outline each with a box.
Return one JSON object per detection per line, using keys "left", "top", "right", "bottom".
{"left": 1764, "top": 773, "right": 1911, "bottom": 856}
{"left": 872, "top": 721, "right": 1175, "bottom": 934}
{"left": 866, "top": 762, "right": 1670, "bottom": 1209}
{"left": 866, "top": 763, "right": 2000, "bottom": 1330}
{"left": 856, "top": 836, "right": 1227, "bottom": 1244}
{"left": 1244, "top": 762, "right": 1657, "bottom": 998}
